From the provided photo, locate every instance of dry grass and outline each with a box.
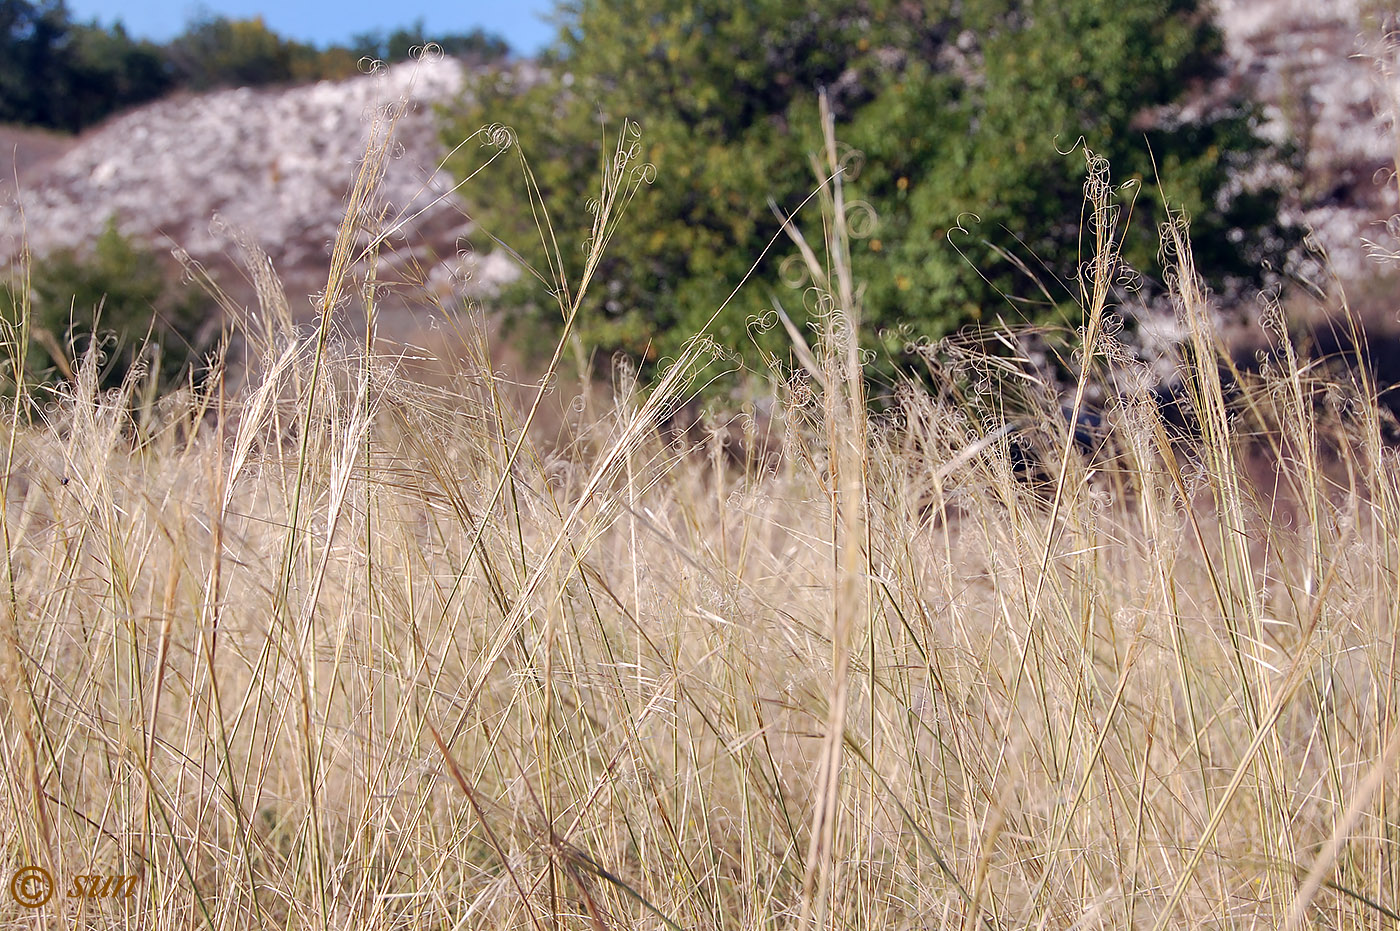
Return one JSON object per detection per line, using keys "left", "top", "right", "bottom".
{"left": 2, "top": 91, "right": 1399, "bottom": 931}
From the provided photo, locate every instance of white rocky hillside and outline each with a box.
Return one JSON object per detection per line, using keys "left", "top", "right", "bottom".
{"left": 1215, "top": 0, "right": 1400, "bottom": 286}
{"left": 0, "top": 57, "right": 522, "bottom": 323}
{"left": 2, "top": 2, "right": 1400, "bottom": 331}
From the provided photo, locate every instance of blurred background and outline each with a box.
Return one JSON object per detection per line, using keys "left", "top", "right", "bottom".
{"left": 2, "top": 0, "right": 1398, "bottom": 398}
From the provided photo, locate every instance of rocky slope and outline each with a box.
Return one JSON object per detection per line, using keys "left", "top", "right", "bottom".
{"left": 1215, "top": 0, "right": 1400, "bottom": 286}
{"left": 0, "top": 57, "right": 520, "bottom": 333}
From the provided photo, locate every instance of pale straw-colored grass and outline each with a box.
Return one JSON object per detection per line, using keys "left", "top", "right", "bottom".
{"left": 1, "top": 89, "right": 1398, "bottom": 931}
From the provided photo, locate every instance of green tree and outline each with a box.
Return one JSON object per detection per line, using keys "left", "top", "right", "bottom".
{"left": 442, "top": 0, "right": 1295, "bottom": 367}
{"left": 164, "top": 14, "right": 312, "bottom": 89}
{"left": 349, "top": 19, "right": 509, "bottom": 64}
{"left": 1, "top": 0, "right": 171, "bottom": 131}
{"left": 57, "top": 21, "right": 171, "bottom": 129}
{"left": 0, "top": 0, "right": 72, "bottom": 126}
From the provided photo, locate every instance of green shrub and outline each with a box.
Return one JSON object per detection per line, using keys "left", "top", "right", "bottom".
{"left": 2, "top": 221, "right": 212, "bottom": 395}
{"left": 349, "top": 20, "right": 509, "bottom": 65}
{"left": 442, "top": 0, "right": 1298, "bottom": 369}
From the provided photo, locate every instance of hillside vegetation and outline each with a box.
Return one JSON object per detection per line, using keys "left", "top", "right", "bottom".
{"left": 447, "top": 0, "right": 1299, "bottom": 368}
{"left": 0, "top": 0, "right": 507, "bottom": 132}
{"left": 7, "top": 0, "right": 1399, "bottom": 403}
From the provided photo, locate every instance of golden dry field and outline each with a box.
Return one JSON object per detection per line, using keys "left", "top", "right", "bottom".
{"left": 2, "top": 99, "right": 1399, "bottom": 930}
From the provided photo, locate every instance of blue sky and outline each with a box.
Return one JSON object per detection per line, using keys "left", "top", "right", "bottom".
{"left": 62, "top": 0, "right": 559, "bottom": 55}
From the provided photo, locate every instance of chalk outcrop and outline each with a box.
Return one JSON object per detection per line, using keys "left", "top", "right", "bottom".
{"left": 1215, "top": 0, "right": 1400, "bottom": 282}
{"left": 0, "top": 57, "right": 521, "bottom": 308}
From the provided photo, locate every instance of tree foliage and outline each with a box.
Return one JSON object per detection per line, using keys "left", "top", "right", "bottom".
{"left": 443, "top": 0, "right": 1296, "bottom": 366}
{"left": 164, "top": 14, "right": 328, "bottom": 89}
{"left": 349, "top": 19, "right": 509, "bottom": 66}
{"left": 167, "top": 14, "right": 510, "bottom": 89}
{"left": 2, "top": 220, "right": 212, "bottom": 393}
{"left": 1, "top": 0, "right": 171, "bottom": 131}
